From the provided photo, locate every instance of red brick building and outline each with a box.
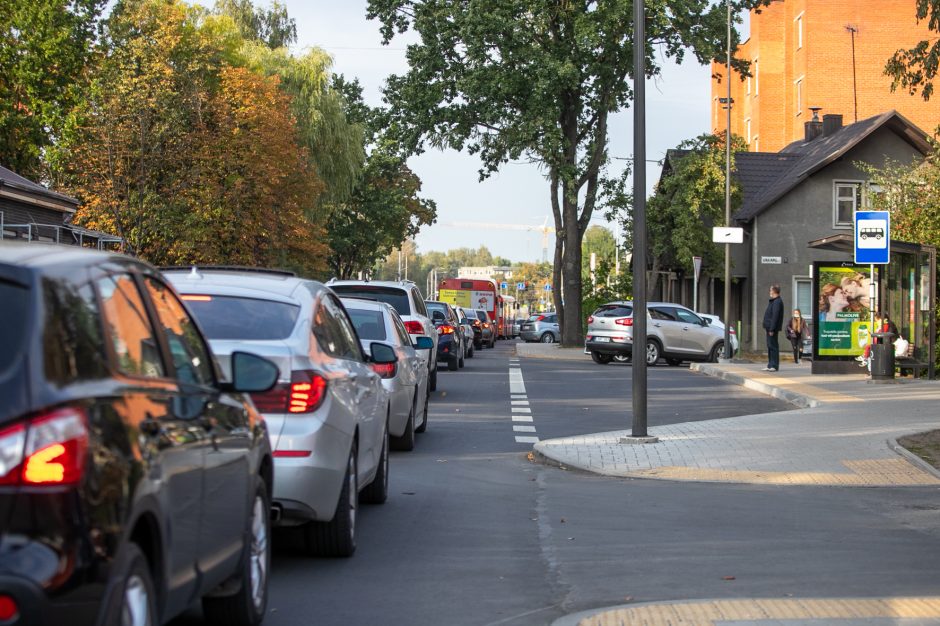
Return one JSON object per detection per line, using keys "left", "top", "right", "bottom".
{"left": 711, "top": 0, "right": 940, "bottom": 152}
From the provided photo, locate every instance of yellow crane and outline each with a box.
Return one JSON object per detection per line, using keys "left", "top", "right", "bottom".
{"left": 445, "top": 217, "right": 555, "bottom": 262}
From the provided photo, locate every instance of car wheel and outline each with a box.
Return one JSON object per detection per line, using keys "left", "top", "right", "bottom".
{"left": 203, "top": 480, "right": 270, "bottom": 626}
{"left": 591, "top": 351, "right": 613, "bottom": 365}
{"left": 305, "top": 442, "right": 357, "bottom": 557}
{"left": 467, "top": 343, "right": 474, "bottom": 358}
{"left": 391, "top": 398, "right": 416, "bottom": 451}
{"left": 665, "top": 357, "right": 683, "bottom": 367}
{"left": 710, "top": 342, "right": 724, "bottom": 363}
{"left": 646, "top": 340, "right": 661, "bottom": 366}
{"left": 415, "top": 385, "right": 429, "bottom": 434}
{"left": 458, "top": 347, "right": 465, "bottom": 368}
{"left": 540, "top": 332, "right": 554, "bottom": 343}
{"left": 429, "top": 366, "right": 437, "bottom": 391}
{"left": 448, "top": 355, "right": 459, "bottom": 371}
{"left": 360, "top": 421, "right": 389, "bottom": 504}
{"left": 108, "top": 543, "right": 157, "bottom": 626}
{"left": 613, "top": 355, "right": 632, "bottom": 364}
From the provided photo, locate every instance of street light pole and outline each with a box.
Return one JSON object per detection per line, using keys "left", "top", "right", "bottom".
{"left": 631, "top": 0, "right": 649, "bottom": 438}
{"left": 722, "top": 0, "right": 733, "bottom": 360}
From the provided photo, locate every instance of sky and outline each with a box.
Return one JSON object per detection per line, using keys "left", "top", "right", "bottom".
{"left": 282, "top": 1, "right": 723, "bottom": 263}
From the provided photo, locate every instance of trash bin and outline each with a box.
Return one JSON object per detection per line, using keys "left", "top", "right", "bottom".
{"left": 870, "top": 331, "right": 896, "bottom": 381}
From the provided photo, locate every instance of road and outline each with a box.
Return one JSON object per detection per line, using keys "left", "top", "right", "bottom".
{"left": 172, "top": 340, "right": 940, "bottom": 625}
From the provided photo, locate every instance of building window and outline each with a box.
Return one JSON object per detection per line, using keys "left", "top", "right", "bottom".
{"left": 834, "top": 181, "right": 863, "bottom": 227}
{"left": 795, "top": 14, "right": 803, "bottom": 49}
{"left": 754, "top": 58, "right": 759, "bottom": 95}
{"left": 745, "top": 118, "right": 752, "bottom": 144}
{"left": 754, "top": 136, "right": 760, "bottom": 151}
{"left": 794, "top": 277, "right": 812, "bottom": 321}
{"left": 795, "top": 77, "right": 803, "bottom": 116}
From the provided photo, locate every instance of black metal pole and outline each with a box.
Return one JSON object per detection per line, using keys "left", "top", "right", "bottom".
{"left": 723, "top": 0, "right": 733, "bottom": 360}
{"left": 632, "top": 0, "right": 648, "bottom": 437}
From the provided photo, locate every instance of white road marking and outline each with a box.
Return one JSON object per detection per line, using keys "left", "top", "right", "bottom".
{"left": 509, "top": 363, "right": 536, "bottom": 443}
{"left": 511, "top": 400, "right": 529, "bottom": 405}
{"left": 512, "top": 415, "right": 534, "bottom": 422}
{"left": 513, "top": 425, "right": 537, "bottom": 432}
{"left": 509, "top": 369, "right": 526, "bottom": 394}
{"left": 515, "top": 436, "right": 540, "bottom": 444}
{"left": 511, "top": 407, "right": 532, "bottom": 413}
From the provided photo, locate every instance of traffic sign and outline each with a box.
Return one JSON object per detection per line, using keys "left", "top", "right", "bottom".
{"left": 516, "top": 282, "right": 526, "bottom": 290}
{"left": 543, "top": 284, "right": 552, "bottom": 291}
{"left": 500, "top": 281, "right": 508, "bottom": 290}
{"left": 854, "top": 210, "right": 890, "bottom": 264}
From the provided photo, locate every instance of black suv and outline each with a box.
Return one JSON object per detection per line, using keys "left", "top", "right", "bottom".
{"left": 0, "top": 244, "right": 277, "bottom": 626}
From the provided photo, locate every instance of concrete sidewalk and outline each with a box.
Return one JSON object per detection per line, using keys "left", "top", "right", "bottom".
{"left": 533, "top": 359, "right": 940, "bottom": 487}
{"left": 514, "top": 341, "right": 591, "bottom": 361}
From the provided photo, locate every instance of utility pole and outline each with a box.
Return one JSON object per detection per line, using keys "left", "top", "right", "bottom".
{"left": 722, "top": 0, "right": 733, "bottom": 361}
{"left": 846, "top": 25, "right": 859, "bottom": 123}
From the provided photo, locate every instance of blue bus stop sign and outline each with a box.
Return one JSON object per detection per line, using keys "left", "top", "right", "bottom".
{"left": 500, "top": 282, "right": 508, "bottom": 290}
{"left": 855, "top": 210, "right": 890, "bottom": 264}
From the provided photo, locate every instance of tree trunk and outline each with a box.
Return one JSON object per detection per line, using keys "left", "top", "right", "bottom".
{"left": 560, "top": 194, "right": 582, "bottom": 347}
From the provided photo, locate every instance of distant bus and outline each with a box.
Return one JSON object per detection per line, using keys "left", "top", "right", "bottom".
{"left": 438, "top": 278, "right": 503, "bottom": 339}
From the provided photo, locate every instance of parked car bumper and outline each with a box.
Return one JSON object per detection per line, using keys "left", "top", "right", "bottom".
{"left": 585, "top": 336, "right": 633, "bottom": 356}
{"left": 436, "top": 334, "right": 458, "bottom": 363}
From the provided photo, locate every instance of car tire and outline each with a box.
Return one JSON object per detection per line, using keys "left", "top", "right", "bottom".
{"left": 415, "top": 385, "right": 429, "bottom": 433}
{"left": 360, "top": 422, "right": 389, "bottom": 505}
{"left": 448, "top": 355, "right": 459, "bottom": 371}
{"left": 391, "top": 399, "right": 416, "bottom": 451}
{"left": 429, "top": 366, "right": 437, "bottom": 391}
{"left": 467, "top": 343, "right": 474, "bottom": 358}
{"left": 665, "top": 357, "right": 683, "bottom": 367}
{"left": 591, "top": 351, "right": 613, "bottom": 364}
{"left": 474, "top": 340, "right": 482, "bottom": 350}
{"left": 458, "top": 347, "right": 465, "bottom": 368}
{"left": 710, "top": 342, "right": 724, "bottom": 363}
{"left": 540, "top": 332, "right": 554, "bottom": 343}
{"left": 202, "top": 480, "right": 270, "bottom": 626}
{"left": 646, "top": 340, "right": 661, "bottom": 366}
{"left": 613, "top": 355, "right": 632, "bottom": 364}
{"left": 305, "top": 443, "right": 357, "bottom": 557}
{"left": 106, "top": 543, "right": 158, "bottom": 626}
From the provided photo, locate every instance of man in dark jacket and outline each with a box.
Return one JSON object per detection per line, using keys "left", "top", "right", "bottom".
{"left": 762, "top": 284, "right": 784, "bottom": 371}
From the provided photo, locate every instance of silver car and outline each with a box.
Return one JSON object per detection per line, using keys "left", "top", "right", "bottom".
{"left": 453, "top": 306, "right": 476, "bottom": 359}
{"left": 586, "top": 300, "right": 726, "bottom": 366}
{"left": 697, "top": 312, "right": 740, "bottom": 354}
{"left": 166, "top": 267, "right": 392, "bottom": 558}
{"left": 520, "top": 312, "right": 559, "bottom": 343}
{"left": 342, "top": 298, "right": 432, "bottom": 450}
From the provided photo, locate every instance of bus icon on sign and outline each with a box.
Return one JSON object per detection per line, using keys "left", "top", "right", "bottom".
{"left": 860, "top": 227, "right": 884, "bottom": 240}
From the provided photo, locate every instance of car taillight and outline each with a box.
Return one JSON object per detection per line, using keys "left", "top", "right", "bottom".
{"left": 730, "top": 328, "right": 737, "bottom": 335}
{"left": 404, "top": 320, "right": 424, "bottom": 334}
{"left": 250, "top": 371, "right": 327, "bottom": 414}
{"left": 587, "top": 315, "right": 594, "bottom": 324}
{"left": 0, "top": 595, "right": 18, "bottom": 621}
{"left": 615, "top": 318, "right": 633, "bottom": 326}
{"left": 438, "top": 324, "right": 455, "bottom": 335}
{"left": 483, "top": 322, "right": 490, "bottom": 328}
{"left": 0, "top": 407, "right": 88, "bottom": 487}
{"left": 371, "top": 362, "right": 397, "bottom": 379}
{"left": 536, "top": 315, "right": 545, "bottom": 321}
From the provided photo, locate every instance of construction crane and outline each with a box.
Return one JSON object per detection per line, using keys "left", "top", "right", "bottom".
{"left": 446, "top": 217, "right": 555, "bottom": 263}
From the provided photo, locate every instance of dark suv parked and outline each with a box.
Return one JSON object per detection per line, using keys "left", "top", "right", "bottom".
{"left": 0, "top": 244, "right": 277, "bottom": 626}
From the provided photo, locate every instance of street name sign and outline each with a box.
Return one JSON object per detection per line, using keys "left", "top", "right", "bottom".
{"left": 854, "top": 210, "right": 890, "bottom": 264}
{"left": 712, "top": 227, "right": 744, "bottom": 244}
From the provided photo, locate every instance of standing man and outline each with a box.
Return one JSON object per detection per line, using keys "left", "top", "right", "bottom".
{"left": 763, "top": 284, "right": 784, "bottom": 371}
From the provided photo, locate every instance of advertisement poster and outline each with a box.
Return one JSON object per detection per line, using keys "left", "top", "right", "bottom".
{"left": 816, "top": 265, "right": 873, "bottom": 357}
{"left": 438, "top": 289, "right": 495, "bottom": 312}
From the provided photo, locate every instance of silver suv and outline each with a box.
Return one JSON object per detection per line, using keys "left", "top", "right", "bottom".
{"left": 520, "top": 312, "right": 559, "bottom": 343}
{"left": 586, "top": 301, "right": 725, "bottom": 366}
{"left": 328, "top": 280, "right": 440, "bottom": 391}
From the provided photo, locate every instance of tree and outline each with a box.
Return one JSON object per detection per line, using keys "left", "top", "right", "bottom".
{"left": 0, "top": 0, "right": 104, "bottom": 178}
{"left": 214, "top": 0, "right": 296, "bottom": 49}
{"left": 367, "top": 0, "right": 758, "bottom": 346}
{"left": 885, "top": 0, "right": 940, "bottom": 101}
{"left": 581, "top": 224, "right": 617, "bottom": 289}
{"left": 646, "top": 134, "right": 745, "bottom": 296}
{"left": 859, "top": 152, "right": 940, "bottom": 246}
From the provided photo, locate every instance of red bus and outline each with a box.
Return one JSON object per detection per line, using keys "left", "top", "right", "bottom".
{"left": 438, "top": 278, "right": 503, "bottom": 339}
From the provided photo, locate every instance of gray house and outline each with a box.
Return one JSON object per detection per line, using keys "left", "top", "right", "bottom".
{"left": 659, "top": 110, "right": 933, "bottom": 352}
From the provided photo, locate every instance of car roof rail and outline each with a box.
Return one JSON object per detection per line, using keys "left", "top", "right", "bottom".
{"left": 160, "top": 265, "right": 296, "bottom": 277}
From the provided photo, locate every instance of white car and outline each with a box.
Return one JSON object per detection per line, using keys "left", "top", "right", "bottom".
{"left": 342, "top": 297, "right": 432, "bottom": 450}
{"left": 697, "top": 312, "right": 740, "bottom": 354}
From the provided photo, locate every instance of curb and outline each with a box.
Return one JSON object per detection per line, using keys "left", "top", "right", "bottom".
{"left": 889, "top": 437, "right": 940, "bottom": 481}
{"left": 690, "top": 363, "right": 821, "bottom": 409}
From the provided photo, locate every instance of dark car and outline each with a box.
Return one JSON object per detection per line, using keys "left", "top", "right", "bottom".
{"left": 425, "top": 300, "right": 466, "bottom": 371}
{"left": 0, "top": 244, "right": 277, "bottom": 626}
{"left": 459, "top": 307, "right": 484, "bottom": 349}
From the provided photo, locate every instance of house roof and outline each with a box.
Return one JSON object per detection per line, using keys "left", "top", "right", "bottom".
{"left": 0, "top": 165, "right": 79, "bottom": 212}
{"left": 733, "top": 110, "right": 932, "bottom": 223}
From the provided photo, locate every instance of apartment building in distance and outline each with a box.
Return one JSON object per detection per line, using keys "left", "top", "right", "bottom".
{"left": 711, "top": 0, "right": 940, "bottom": 152}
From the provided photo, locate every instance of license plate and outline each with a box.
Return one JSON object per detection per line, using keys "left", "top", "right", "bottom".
{"left": 523, "top": 325, "right": 533, "bottom": 330}
{"left": 593, "top": 337, "right": 611, "bottom": 343}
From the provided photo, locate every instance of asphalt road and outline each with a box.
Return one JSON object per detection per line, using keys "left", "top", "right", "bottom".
{"left": 171, "top": 339, "right": 940, "bottom": 626}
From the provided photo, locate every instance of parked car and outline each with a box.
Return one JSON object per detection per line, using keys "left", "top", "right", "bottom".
{"left": 511, "top": 318, "right": 524, "bottom": 338}
{"left": 453, "top": 306, "right": 476, "bottom": 359}
{"left": 520, "top": 312, "right": 559, "bottom": 343}
{"left": 586, "top": 301, "right": 726, "bottom": 366}
{"left": 425, "top": 300, "right": 467, "bottom": 371}
{"left": 166, "top": 267, "right": 393, "bottom": 558}
{"left": 328, "top": 280, "right": 439, "bottom": 391}
{"left": 697, "top": 312, "right": 740, "bottom": 354}
{"left": 0, "top": 245, "right": 278, "bottom": 626}
{"left": 342, "top": 297, "right": 433, "bottom": 450}
{"left": 473, "top": 309, "right": 497, "bottom": 348}
{"left": 460, "top": 306, "right": 484, "bottom": 349}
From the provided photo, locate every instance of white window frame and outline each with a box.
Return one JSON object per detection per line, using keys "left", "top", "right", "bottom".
{"left": 795, "top": 77, "right": 804, "bottom": 116}
{"left": 793, "top": 276, "right": 813, "bottom": 325}
{"left": 745, "top": 118, "right": 752, "bottom": 144}
{"left": 746, "top": 74, "right": 751, "bottom": 95}
{"left": 795, "top": 13, "right": 804, "bottom": 49}
{"left": 753, "top": 135, "right": 760, "bottom": 151}
{"left": 833, "top": 180, "right": 864, "bottom": 228}
{"left": 754, "top": 58, "right": 759, "bottom": 95}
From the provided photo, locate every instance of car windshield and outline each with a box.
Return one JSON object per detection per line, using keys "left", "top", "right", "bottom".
{"left": 594, "top": 304, "right": 633, "bottom": 318}
{"left": 0, "top": 278, "right": 29, "bottom": 372}
{"left": 476, "top": 310, "right": 490, "bottom": 321}
{"left": 346, "top": 307, "right": 387, "bottom": 340}
{"left": 181, "top": 295, "right": 300, "bottom": 340}
{"left": 331, "top": 285, "right": 411, "bottom": 316}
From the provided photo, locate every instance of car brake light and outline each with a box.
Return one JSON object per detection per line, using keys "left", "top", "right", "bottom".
{"left": 483, "top": 322, "right": 490, "bottom": 328}
{"left": 615, "top": 318, "right": 633, "bottom": 326}
{"left": 438, "top": 324, "right": 455, "bottom": 335}
{"left": 249, "top": 370, "right": 327, "bottom": 414}
{"left": 0, "top": 595, "right": 18, "bottom": 621}
{"left": 273, "top": 450, "right": 312, "bottom": 458}
{"left": 371, "top": 362, "right": 397, "bottom": 379}
{"left": 0, "top": 408, "right": 88, "bottom": 487}
{"left": 587, "top": 315, "right": 594, "bottom": 324}
{"left": 730, "top": 328, "right": 737, "bottom": 335}
{"left": 404, "top": 320, "right": 424, "bottom": 334}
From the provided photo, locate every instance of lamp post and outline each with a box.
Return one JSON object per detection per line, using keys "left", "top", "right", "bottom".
{"left": 722, "top": 0, "right": 733, "bottom": 361}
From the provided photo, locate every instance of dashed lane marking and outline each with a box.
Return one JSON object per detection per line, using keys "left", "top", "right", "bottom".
{"left": 511, "top": 400, "right": 529, "bottom": 405}
{"left": 513, "top": 425, "right": 537, "bottom": 432}
{"left": 511, "top": 407, "right": 532, "bottom": 413}
{"left": 515, "top": 436, "right": 540, "bottom": 444}
{"left": 512, "top": 415, "right": 534, "bottom": 422}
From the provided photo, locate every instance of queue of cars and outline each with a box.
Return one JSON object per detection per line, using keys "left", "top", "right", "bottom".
{"left": 0, "top": 245, "right": 490, "bottom": 626}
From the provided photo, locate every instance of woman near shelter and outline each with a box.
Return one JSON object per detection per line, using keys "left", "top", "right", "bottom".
{"left": 785, "top": 309, "right": 810, "bottom": 364}
{"left": 818, "top": 283, "right": 850, "bottom": 321}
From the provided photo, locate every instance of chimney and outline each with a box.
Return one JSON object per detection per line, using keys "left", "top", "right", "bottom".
{"left": 822, "top": 114, "right": 844, "bottom": 136}
{"left": 804, "top": 106, "right": 823, "bottom": 142}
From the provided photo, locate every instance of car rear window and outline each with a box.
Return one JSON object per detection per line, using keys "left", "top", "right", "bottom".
{"left": 181, "top": 295, "right": 300, "bottom": 340}
{"left": 594, "top": 304, "right": 633, "bottom": 318}
{"left": 331, "top": 286, "right": 411, "bottom": 316}
{"left": 476, "top": 310, "right": 491, "bottom": 321}
{"left": 346, "top": 308, "right": 387, "bottom": 341}
{"left": 0, "top": 279, "right": 30, "bottom": 372}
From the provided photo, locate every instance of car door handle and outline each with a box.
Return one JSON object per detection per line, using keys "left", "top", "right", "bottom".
{"left": 653, "top": 323, "right": 662, "bottom": 327}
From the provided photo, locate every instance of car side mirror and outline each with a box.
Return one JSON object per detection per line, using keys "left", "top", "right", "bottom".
{"left": 414, "top": 336, "right": 434, "bottom": 350}
{"left": 226, "top": 351, "right": 279, "bottom": 393}
{"left": 702, "top": 318, "right": 711, "bottom": 326}
{"left": 370, "top": 342, "right": 398, "bottom": 364}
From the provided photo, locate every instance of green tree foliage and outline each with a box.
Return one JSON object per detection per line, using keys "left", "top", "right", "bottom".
{"left": 366, "top": 0, "right": 759, "bottom": 346}
{"left": 646, "top": 134, "right": 745, "bottom": 295}
{"left": 508, "top": 261, "right": 553, "bottom": 310}
{"left": 859, "top": 152, "right": 940, "bottom": 247}
{"left": 214, "top": 0, "right": 296, "bottom": 49}
{"left": 885, "top": 0, "right": 940, "bottom": 101}
{"left": 0, "top": 0, "right": 104, "bottom": 178}
{"left": 581, "top": 224, "right": 617, "bottom": 286}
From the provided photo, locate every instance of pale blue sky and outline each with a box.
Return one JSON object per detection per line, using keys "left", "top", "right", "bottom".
{"left": 281, "top": 1, "right": 721, "bottom": 262}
